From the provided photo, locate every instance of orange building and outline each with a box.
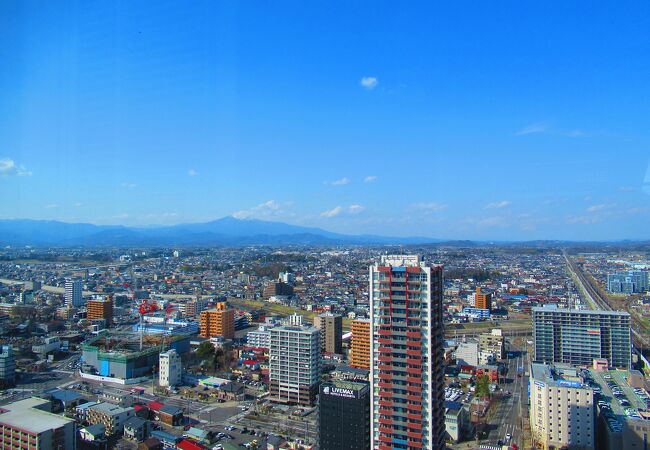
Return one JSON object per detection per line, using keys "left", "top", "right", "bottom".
{"left": 350, "top": 318, "right": 370, "bottom": 370}
{"left": 87, "top": 296, "right": 113, "bottom": 325}
{"left": 475, "top": 287, "right": 492, "bottom": 311}
{"left": 199, "top": 302, "right": 234, "bottom": 339}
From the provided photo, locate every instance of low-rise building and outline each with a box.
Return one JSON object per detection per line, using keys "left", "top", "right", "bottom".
{"left": 445, "top": 400, "right": 469, "bottom": 443}
{"left": 87, "top": 402, "right": 136, "bottom": 435}
{"left": 0, "top": 397, "right": 76, "bottom": 449}
{"left": 124, "top": 416, "right": 152, "bottom": 441}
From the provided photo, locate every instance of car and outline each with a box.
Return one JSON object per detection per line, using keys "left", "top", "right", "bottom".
{"left": 505, "top": 433, "right": 512, "bottom": 441}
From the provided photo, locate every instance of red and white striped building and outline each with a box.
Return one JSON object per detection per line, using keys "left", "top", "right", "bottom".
{"left": 369, "top": 255, "right": 446, "bottom": 449}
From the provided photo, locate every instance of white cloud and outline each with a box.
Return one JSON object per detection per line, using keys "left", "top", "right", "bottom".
{"left": 121, "top": 182, "right": 137, "bottom": 188}
{"left": 514, "top": 122, "right": 549, "bottom": 136}
{"left": 477, "top": 216, "right": 509, "bottom": 227}
{"left": 567, "top": 215, "right": 602, "bottom": 225}
{"left": 188, "top": 169, "right": 198, "bottom": 176}
{"left": 44, "top": 204, "right": 58, "bottom": 209}
{"left": 0, "top": 158, "right": 31, "bottom": 177}
{"left": 320, "top": 206, "right": 343, "bottom": 218}
{"left": 412, "top": 202, "right": 447, "bottom": 212}
{"left": 326, "top": 177, "right": 351, "bottom": 186}
{"left": 348, "top": 204, "right": 365, "bottom": 214}
{"left": 485, "top": 200, "right": 511, "bottom": 209}
{"left": 112, "top": 213, "right": 129, "bottom": 220}
{"left": 360, "top": 76, "right": 378, "bottom": 90}
{"left": 74, "top": 202, "right": 83, "bottom": 207}
{"left": 363, "top": 175, "right": 378, "bottom": 183}
{"left": 233, "top": 200, "right": 294, "bottom": 220}
{"left": 586, "top": 203, "right": 615, "bottom": 213}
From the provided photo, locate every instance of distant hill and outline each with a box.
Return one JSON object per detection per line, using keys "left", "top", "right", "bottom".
{"left": 0, "top": 217, "right": 441, "bottom": 247}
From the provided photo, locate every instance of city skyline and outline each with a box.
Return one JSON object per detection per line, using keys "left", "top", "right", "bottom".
{"left": 2, "top": 2, "right": 650, "bottom": 241}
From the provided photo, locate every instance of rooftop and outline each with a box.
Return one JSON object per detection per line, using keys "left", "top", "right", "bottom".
{"left": 532, "top": 305, "right": 630, "bottom": 317}
{"left": 530, "top": 363, "right": 586, "bottom": 388}
{"left": 0, "top": 397, "right": 75, "bottom": 434}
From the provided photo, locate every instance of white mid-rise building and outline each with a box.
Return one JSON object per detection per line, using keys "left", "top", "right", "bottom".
{"left": 530, "top": 363, "right": 595, "bottom": 450}
{"left": 159, "top": 349, "right": 181, "bottom": 387}
{"left": 455, "top": 340, "right": 479, "bottom": 366}
{"left": 65, "top": 278, "right": 84, "bottom": 307}
{"left": 247, "top": 326, "right": 273, "bottom": 348}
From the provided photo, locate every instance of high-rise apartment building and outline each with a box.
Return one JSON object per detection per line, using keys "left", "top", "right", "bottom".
{"left": 65, "top": 278, "right": 83, "bottom": 307}
{"left": 533, "top": 306, "right": 631, "bottom": 368}
{"left": 269, "top": 325, "right": 320, "bottom": 406}
{"left": 199, "top": 302, "right": 234, "bottom": 339}
{"left": 184, "top": 297, "right": 209, "bottom": 318}
{"left": 370, "top": 255, "right": 446, "bottom": 450}
{"left": 159, "top": 349, "right": 181, "bottom": 387}
{"left": 263, "top": 281, "right": 294, "bottom": 299}
{"left": 607, "top": 270, "right": 649, "bottom": 294}
{"left": 0, "top": 345, "right": 15, "bottom": 388}
{"left": 350, "top": 319, "right": 371, "bottom": 370}
{"left": 530, "top": 363, "right": 595, "bottom": 450}
{"left": 474, "top": 287, "right": 492, "bottom": 311}
{"left": 319, "top": 380, "right": 370, "bottom": 450}
{"left": 314, "top": 312, "right": 343, "bottom": 354}
{"left": 87, "top": 295, "right": 114, "bottom": 325}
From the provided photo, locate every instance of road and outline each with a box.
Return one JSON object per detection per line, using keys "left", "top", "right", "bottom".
{"left": 482, "top": 347, "right": 529, "bottom": 450}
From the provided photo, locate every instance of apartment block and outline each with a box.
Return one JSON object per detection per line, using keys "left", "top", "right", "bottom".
{"left": 199, "top": 302, "right": 234, "bottom": 339}
{"left": 269, "top": 325, "right": 320, "bottom": 406}
{"left": 479, "top": 329, "right": 505, "bottom": 360}
{"left": 370, "top": 255, "right": 446, "bottom": 450}
{"left": 314, "top": 312, "right": 343, "bottom": 354}
{"left": 87, "top": 402, "right": 135, "bottom": 435}
{"left": 0, "top": 345, "right": 15, "bottom": 388}
{"left": 350, "top": 319, "right": 371, "bottom": 370}
{"left": 533, "top": 306, "right": 631, "bottom": 368}
{"left": 474, "top": 287, "right": 492, "bottom": 311}
{"left": 87, "top": 295, "right": 113, "bottom": 325}
{"left": 159, "top": 349, "right": 181, "bottom": 387}
{"left": 65, "top": 278, "right": 83, "bottom": 307}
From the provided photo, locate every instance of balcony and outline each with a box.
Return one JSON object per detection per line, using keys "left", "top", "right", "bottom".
{"left": 407, "top": 394, "right": 421, "bottom": 402}
{"left": 378, "top": 416, "right": 393, "bottom": 425}
{"left": 407, "top": 441, "right": 423, "bottom": 449}
{"left": 408, "top": 402, "right": 422, "bottom": 411}
{"left": 378, "top": 435, "right": 392, "bottom": 444}
{"left": 379, "top": 407, "right": 393, "bottom": 415}
{"left": 379, "top": 399, "right": 393, "bottom": 407}
{"left": 377, "top": 346, "right": 392, "bottom": 353}
{"left": 406, "top": 356, "right": 421, "bottom": 365}
{"left": 378, "top": 364, "right": 392, "bottom": 371}
{"left": 407, "top": 384, "right": 422, "bottom": 393}
{"left": 406, "top": 366, "right": 421, "bottom": 375}
{"left": 378, "top": 355, "right": 391, "bottom": 362}
{"left": 406, "top": 330, "right": 422, "bottom": 339}
{"left": 408, "top": 421, "right": 423, "bottom": 430}
{"left": 406, "top": 348, "right": 421, "bottom": 356}
{"left": 378, "top": 426, "right": 393, "bottom": 434}
{"left": 378, "top": 381, "right": 393, "bottom": 389}
{"left": 407, "top": 430, "right": 423, "bottom": 439}
{"left": 378, "top": 337, "right": 392, "bottom": 345}
{"left": 407, "top": 412, "right": 421, "bottom": 421}
{"left": 378, "top": 372, "right": 392, "bottom": 380}
{"left": 406, "top": 376, "right": 421, "bottom": 384}
{"left": 378, "top": 329, "right": 392, "bottom": 336}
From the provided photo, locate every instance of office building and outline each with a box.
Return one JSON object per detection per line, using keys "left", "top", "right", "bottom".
{"left": 370, "top": 255, "right": 446, "bottom": 450}
{"left": 87, "top": 295, "right": 114, "bottom": 325}
{"left": 533, "top": 306, "right": 631, "bottom": 368}
{"left": 269, "top": 325, "right": 320, "bottom": 406}
{"left": 159, "top": 349, "right": 182, "bottom": 387}
{"left": 474, "top": 287, "right": 492, "bottom": 311}
{"left": 0, "top": 397, "right": 76, "bottom": 449}
{"left": 319, "top": 380, "right": 370, "bottom": 450}
{"left": 65, "top": 278, "right": 83, "bottom": 307}
{"left": 529, "top": 363, "right": 595, "bottom": 450}
{"left": 199, "top": 302, "right": 234, "bottom": 339}
{"left": 607, "top": 270, "right": 649, "bottom": 294}
{"left": 314, "top": 312, "right": 343, "bottom": 354}
{"left": 350, "top": 319, "right": 371, "bottom": 370}
{"left": 0, "top": 345, "right": 15, "bottom": 388}
{"left": 479, "top": 329, "right": 505, "bottom": 360}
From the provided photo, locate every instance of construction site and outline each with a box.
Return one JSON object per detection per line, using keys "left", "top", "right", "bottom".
{"left": 81, "top": 331, "right": 191, "bottom": 381}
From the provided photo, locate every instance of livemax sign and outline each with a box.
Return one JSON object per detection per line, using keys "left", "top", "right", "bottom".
{"left": 323, "top": 385, "right": 357, "bottom": 399}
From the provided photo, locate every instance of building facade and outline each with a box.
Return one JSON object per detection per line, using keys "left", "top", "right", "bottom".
{"left": 159, "top": 349, "right": 181, "bottom": 387}
{"left": 87, "top": 296, "right": 114, "bottom": 325}
{"left": 314, "top": 312, "right": 343, "bottom": 354}
{"left": 65, "top": 278, "right": 83, "bottom": 307}
{"left": 199, "top": 302, "right": 234, "bottom": 339}
{"left": 0, "top": 345, "right": 15, "bottom": 388}
{"left": 350, "top": 319, "right": 371, "bottom": 370}
{"left": 319, "top": 381, "right": 370, "bottom": 450}
{"left": 370, "top": 255, "right": 446, "bottom": 450}
{"left": 529, "top": 363, "right": 595, "bottom": 450}
{"left": 247, "top": 326, "right": 273, "bottom": 348}
{"left": 607, "top": 270, "right": 649, "bottom": 294}
{"left": 533, "top": 306, "right": 631, "bottom": 368}
{"left": 474, "top": 287, "right": 492, "bottom": 311}
{"left": 269, "top": 325, "right": 320, "bottom": 406}
{"left": 478, "top": 329, "right": 505, "bottom": 360}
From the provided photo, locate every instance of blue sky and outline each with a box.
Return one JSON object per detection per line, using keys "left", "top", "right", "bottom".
{"left": 1, "top": 1, "right": 649, "bottom": 240}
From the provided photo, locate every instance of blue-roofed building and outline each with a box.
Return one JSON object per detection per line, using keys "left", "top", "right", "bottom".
{"left": 151, "top": 429, "right": 181, "bottom": 449}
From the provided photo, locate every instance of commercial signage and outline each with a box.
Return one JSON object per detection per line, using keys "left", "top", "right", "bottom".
{"left": 323, "top": 385, "right": 357, "bottom": 399}
{"left": 534, "top": 381, "right": 545, "bottom": 388}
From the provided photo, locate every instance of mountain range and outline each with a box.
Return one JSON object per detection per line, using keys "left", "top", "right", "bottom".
{"left": 0, "top": 217, "right": 439, "bottom": 247}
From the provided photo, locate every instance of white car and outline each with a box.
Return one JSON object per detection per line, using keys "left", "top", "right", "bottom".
{"left": 505, "top": 433, "right": 512, "bottom": 441}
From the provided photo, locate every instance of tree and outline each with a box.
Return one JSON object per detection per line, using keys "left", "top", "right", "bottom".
{"left": 475, "top": 374, "right": 491, "bottom": 398}
{"left": 196, "top": 341, "right": 215, "bottom": 360}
